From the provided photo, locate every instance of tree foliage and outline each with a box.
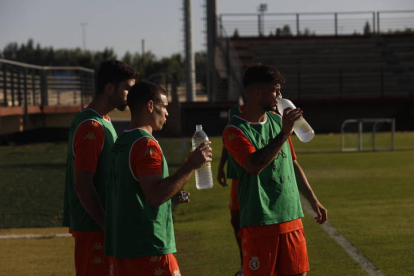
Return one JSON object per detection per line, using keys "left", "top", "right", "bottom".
{"left": 364, "top": 21, "right": 372, "bottom": 35}
{"left": 0, "top": 39, "right": 205, "bottom": 81}
{"left": 275, "top": 25, "right": 293, "bottom": 37}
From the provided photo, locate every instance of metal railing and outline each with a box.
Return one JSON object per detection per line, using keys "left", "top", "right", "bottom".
{"left": 216, "top": 20, "right": 244, "bottom": 101}
{"left": 219, "top": 10, "right": 414, "bottom": 37}
{"left": 146, "top": 70, "right": 210, "bottom": 103}
{"left": 273, "top": 64, "right": 414, "bottom": 100}
{"left": 216, "top": 10, "right": 414, "bottom": 101}
{"left": 0, "top": 58, "right": 94, "bottom": 109}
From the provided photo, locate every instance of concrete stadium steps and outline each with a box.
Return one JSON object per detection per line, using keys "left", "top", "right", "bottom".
{"left": 278, "top": 68, "right": 410, "bottom": 100}
{"left": 381, "top": 36, "right": 414, "bottom": 65}
{"left": 230, "top": 34, "right": 414, "bottom": 100}
{"left": 233, "top": 37, "right": 385, "bottom": 67}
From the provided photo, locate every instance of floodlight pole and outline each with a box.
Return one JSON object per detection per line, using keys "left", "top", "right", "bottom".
{"left": 258, "top": 4, "right": 267, "bottom": 36}
{"left": 184, "top": 0, "right": 196, "bottom": 102}
{"left": 206, "top": 0, "right": 218, "bottom": 103}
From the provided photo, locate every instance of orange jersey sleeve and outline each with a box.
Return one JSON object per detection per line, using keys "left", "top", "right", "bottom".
{"left": 130, "top": 137, "right": 163, "bottom": 179}
{"left": 73, "top": 120, "right": 105, "bottom": 173}
{"left": 223, "top": 126, "right": 256, "bottom": 166}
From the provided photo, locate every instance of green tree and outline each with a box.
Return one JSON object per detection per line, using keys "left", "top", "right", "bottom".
{"left": 282, "top": 25, "right": 292, "bottom": 36}
{"left": 122, "top": 51, "right": 133, "bottom": 66}
{"left": 364, "top": 21, "right": 371, "bottom": 35}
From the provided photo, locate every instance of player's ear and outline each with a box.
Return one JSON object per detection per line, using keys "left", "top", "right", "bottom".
{"left": 147, "top": 100, "right": 154, "bottom": 113}
{"left": 103, "top": 83, "right": 115, "bottom": 96}
{"left": 250, "top": 86, "right": 261, "bottom": 99}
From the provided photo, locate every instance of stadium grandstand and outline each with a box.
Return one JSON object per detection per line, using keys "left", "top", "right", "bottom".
{"left": 1, "top": 9, "right": 413, "bottom": 139}
{"left": 212, "top": 10, "right": 414, "bottom": 134}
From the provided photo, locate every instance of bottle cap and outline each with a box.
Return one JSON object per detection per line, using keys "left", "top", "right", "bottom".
{"left": 196, "top": 125, "right": 203, "bottom": 130}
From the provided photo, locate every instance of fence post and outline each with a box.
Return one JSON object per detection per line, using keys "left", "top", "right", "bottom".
{"left": 372, "top": 12, "right": 376, "bottom": 34}
{"left": 31, "top": 70, "right": 36, "bottom": 105}
{"left": 377, "top": 12, "right": 380, "bottom": 34}
{"left": 2, "top": 64, "right": 7, "bottom": 107}
{"left": 40, "top": 70, "right": 48, "bottom": 106}
{"left": 339, "top": 69, "right": 343, "bottom": 96}
{"left": 17, "top": 70, "right": 22, "bottom": 106}
{"left": 23, "top": 68, "right": 28, "bottom": 125}
{"left": 334, "top": 13, "right": 338, "bottom": 36}
{"left": 75, "top": 71, "right": 81, "bottom": 106}
{"left": 296, "top": 14, "right": 300, "bottom": 36}
{"left": 11, "top": 69, "right": 15, "bottom": 107}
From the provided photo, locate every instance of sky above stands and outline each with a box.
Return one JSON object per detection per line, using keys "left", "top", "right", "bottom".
{"left": 1, "top": 0, "right": 413, "bottom": 59}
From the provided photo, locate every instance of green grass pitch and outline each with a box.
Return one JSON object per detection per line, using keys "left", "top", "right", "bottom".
{"left": 0, "top": 132, "right": 413, "bottom": 275}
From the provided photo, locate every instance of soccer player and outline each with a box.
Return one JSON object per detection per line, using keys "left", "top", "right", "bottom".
{"left": 62, "top": 60, "right": 139, "bottom": 276}
{"left": 105, "top": 81, "right": 212, "bottom": 276}
{"left": 218, "top": 104, "right": 301, "bottom": 276}
{"left": 223, "top": 64, "right": 327, "bottom": 276}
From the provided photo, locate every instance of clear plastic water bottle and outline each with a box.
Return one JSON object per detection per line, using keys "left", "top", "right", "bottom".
{"left": 276, "top": 97, "right": 315, "bottom": 143}
{"left": 192, "top": 125, "right": 213, "bottom": 189}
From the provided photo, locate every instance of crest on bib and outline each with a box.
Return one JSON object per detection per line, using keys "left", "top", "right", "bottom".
{"left": 249, "top": 256, "right": 260, "bottom": 270}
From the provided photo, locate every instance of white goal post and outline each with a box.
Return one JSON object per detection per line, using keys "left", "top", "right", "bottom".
{"left": 341, "top": 118, "right": 396, "bottom": 152}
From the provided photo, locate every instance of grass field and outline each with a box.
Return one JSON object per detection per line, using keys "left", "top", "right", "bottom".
{"left": 0, "top": 132, "right": 413, "bottom": 275}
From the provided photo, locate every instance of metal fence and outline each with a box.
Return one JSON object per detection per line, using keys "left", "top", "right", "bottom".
{"left": 216, "top": 10, "right": 414, "bottom": 101}
{"left": 0, "top": 58, "right": 94, "bottom": 109}
{"left": 276, "top": 64, "right": 414, "bottom": 100}
{"left": 219, "top": 10, "right": 414, "bottom": 37}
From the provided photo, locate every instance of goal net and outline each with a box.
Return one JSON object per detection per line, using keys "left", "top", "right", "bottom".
{"left": 341, "top": 118, "right": 395, "bottom": 152}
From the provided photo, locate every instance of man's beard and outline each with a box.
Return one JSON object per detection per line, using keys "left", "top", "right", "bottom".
{"left": 261, "top": 103, "right": 275, "bottom": 112}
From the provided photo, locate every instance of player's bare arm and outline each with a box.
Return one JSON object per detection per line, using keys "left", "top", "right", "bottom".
{"left": 138, "top": 141, "right": 212, "bottom": 208}
{"left": 74, "top": 170, "right": 106, "bottom": 229}
{"left": 242, "top": 108, "right": 302, "bottom": 175}
{"left": 293, "top": 160, "right": 328, "bottom": 224}
{"left": 217, "top": 146, "right": 229, "bottom": 187}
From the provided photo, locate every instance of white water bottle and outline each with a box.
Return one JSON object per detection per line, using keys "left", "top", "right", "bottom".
{"left": 276, "top": 97, "right": 315, "bottom": 142}
{"left": 191, "top": 125, "right": 214, "bottom": 189}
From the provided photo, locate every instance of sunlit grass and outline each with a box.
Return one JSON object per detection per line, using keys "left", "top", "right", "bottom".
{"left": 0, "top": 132, "right": 413, "bottom": 275}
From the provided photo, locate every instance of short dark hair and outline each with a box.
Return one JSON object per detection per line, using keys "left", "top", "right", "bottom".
{"left": 127, "top": 81, "right": 166, "bottom": 113}
{"left": 96, "top": 60, "right": 139, "bottom": 95}
{"left": 243, "top": 64, "right": 285, "bottom": 88}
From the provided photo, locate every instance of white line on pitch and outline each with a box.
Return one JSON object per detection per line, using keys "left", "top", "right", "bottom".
{"left": 301, "top": 199, "right": 385, "bottom": 276}
{"left": 0, "top": 233, "right": 71, "bottom": 239}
